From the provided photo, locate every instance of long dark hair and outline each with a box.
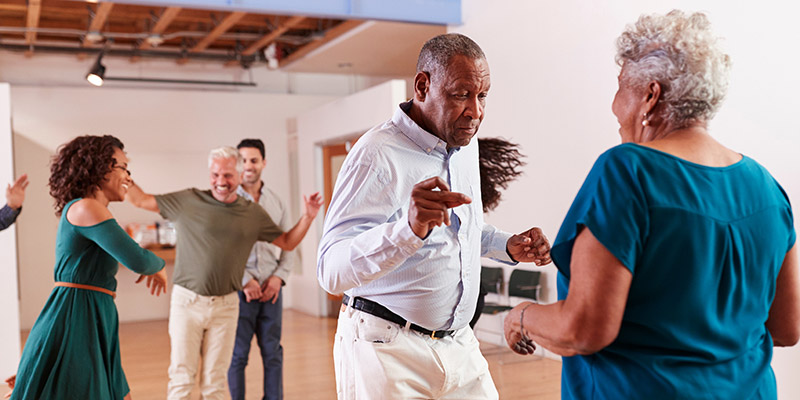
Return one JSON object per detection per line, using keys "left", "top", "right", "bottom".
{"left": 478, "top": 137, "right": 526, "bottom": 213}
{"left": 49, "top": 135, "right": 124, "bottom": 215}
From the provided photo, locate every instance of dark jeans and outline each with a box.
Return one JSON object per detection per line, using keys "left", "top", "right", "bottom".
{"left": 227, "top": 290, "right": 284, "bottom": 400}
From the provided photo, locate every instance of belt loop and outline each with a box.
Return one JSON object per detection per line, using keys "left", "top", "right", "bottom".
{"left": 403, "top": 321, "right": 411, "bottom": 333}
{"left": 345, "top": 294, "right": 356, "bottom": 317}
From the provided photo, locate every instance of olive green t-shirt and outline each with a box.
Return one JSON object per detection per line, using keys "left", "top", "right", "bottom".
{"left": 155, "top": 188, "right": 283, "bottom": 296}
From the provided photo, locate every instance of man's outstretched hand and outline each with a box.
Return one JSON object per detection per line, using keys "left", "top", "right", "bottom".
{"left": 507, "top": 227, "right": 551, "bottom": 265}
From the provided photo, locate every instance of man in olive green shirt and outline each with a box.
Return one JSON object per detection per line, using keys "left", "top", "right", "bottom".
{"left": 127, "top": 146, "right": 322, "bottom": 400}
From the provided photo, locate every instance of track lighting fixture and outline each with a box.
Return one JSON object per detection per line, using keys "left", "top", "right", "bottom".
{"left": 86, "top": 52, "right": 106, "bottom": 86}
{"left": 83, "top": 40, "right": 255, "bottom": 87}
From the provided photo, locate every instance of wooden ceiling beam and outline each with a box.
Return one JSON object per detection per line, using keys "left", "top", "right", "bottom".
{"left": 81, "top": 2, "right": 114, "bottom": 47}
{"left": 240, "top": 15, "right": 306, "bottom": 56}
{"left": 25, "top": 0, "right": 42, "bottom": 45}
{"left": 150, "top": 7, "right": 182, "bottom": 34}
{"left": 190, "top": 11, "right": 246, "bottom": 53}
{"left": 236, "top": 15, "right": 323, "bottom": 30}
{"left": 139, "top": 7, "right": 181, "bottom": 50}
{"left": 279, "top": 19, "right": 365, "bottom": 68}
{"left": 0, "top": 4, "right": 26, "bottom": 14}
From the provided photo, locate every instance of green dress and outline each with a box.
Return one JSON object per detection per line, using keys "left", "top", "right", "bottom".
{"left": 12, "top": 199, "right": 165, "bottom": 400}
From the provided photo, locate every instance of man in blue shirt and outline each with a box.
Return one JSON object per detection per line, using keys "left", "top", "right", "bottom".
{"left": 1, "top": 174, "right": 28, "bottom": 231}
{"left": 317, "top": 33, "right": 551, "bottom": 399}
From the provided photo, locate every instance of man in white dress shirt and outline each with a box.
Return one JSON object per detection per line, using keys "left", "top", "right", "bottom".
{"left": 317, "top": 33, "right": 551, "bottom": 399}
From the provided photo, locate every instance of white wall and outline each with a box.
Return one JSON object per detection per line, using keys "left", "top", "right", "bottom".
{"left": 0, "top": 84, "right": 21, "bottom": 378}
{"left": 457, "top": 0, "right": 800, "bottom": 397}
{"left": 291, "top": 80, "right": 407, "bottom": 316}
{"left": 10, "top": 85, "right": 337, "bottom": 328}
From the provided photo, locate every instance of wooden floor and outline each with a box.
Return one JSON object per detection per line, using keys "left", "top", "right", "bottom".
{"left": 10, "top": 310, "right": 561, "bottom": 399}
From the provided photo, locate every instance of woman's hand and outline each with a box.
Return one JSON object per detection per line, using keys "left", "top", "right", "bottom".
{"left": 504, "top": 302, "right": 537, "bottom": 355}
{"left": 135, "top": 268, "right": 168, "bottom": 296}
{"left": 4, "top": 375, "right": 15, "bottom": 399}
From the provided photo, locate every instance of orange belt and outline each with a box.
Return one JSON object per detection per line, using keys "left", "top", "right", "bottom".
{"left": 54, "top": 282, "right": 116, "bottom": 299}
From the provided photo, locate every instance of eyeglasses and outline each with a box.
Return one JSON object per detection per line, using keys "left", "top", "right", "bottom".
{"left": 112, "top": 165, "right": 131, "bottom": 177}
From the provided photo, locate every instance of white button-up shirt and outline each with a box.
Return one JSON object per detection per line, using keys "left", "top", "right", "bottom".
{"left": 317, "top": 102, "right": 515, "bottom": 331}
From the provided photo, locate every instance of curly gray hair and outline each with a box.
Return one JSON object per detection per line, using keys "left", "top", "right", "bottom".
{"left": 616, "top": 10, "right": 731, "bottom": 127}
{"left": 208, "top": 146, "right": 244, "bottom": 173}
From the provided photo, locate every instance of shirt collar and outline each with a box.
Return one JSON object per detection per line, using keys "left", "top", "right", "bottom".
{"left": 393, "top": 101, "right": 448, "bottom": 156}
{"left": 236, "top": 181, "right": 263, "bottom": 201}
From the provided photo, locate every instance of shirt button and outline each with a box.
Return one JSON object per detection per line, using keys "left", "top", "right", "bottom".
{"left": 426, "top": 148, "right": 432, "bottom": 152}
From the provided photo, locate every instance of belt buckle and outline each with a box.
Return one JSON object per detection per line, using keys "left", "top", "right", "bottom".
{"left": 430, "top": 330, "right": 438, "bottom": 340}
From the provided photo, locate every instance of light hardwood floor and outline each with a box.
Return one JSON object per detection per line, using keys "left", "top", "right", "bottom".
{"left": 11, "top": 310, "right": 560, "bottom": 399}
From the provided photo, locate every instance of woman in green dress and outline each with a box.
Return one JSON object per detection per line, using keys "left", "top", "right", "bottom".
{"left": 9, "top": 135, "right": 168, "bottom": 400}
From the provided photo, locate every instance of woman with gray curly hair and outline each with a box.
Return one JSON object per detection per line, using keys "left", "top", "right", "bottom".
{"left": 504, "top": 10, "right": 798, "bottom": 399}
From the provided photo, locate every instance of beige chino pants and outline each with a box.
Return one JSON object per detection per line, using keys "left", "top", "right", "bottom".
{"left": 167, "top": 284, "right": 239, "bottom": 400}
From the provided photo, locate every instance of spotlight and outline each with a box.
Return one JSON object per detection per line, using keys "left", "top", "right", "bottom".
{"left": 86, "top": 52, "right": 106, "bottom": 86}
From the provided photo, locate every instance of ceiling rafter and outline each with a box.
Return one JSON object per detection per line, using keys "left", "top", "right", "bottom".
{"left": 139, "top": 7, "right": 182, "bottom": 50}
{"left": 280, "top": 19, "right": 365, "bottom": 68}
{"left": 224, "top": 15, "right": 306, "bottom": 67}
{"left": 190, "top": 11, "right": 246, "bottom": 53}
{"left": 23, "top": 0, "right": 42, "bottom": 56}
{"left": 25, "top": 0, "right": 42, "bottom": 44}
{"left": 241, "top": 15, "right": 305, "bottom": 56}
{"left": 81, "top": 2, "right": 114, "bottom": 47}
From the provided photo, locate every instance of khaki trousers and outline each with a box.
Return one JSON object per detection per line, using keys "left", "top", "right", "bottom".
{"left": 167, "top": 285, "right": 239, "bottom": 400}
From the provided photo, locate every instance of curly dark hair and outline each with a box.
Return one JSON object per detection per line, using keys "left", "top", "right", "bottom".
{"left": 478, "top": 137, "right": 526, "bottom": 213}
{"left": 49, "top": 135, "right": 125, "bottom": 215}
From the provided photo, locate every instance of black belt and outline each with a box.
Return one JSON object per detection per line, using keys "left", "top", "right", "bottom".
{"left": 342, "top": 294, "right": 456, "bottom": 339}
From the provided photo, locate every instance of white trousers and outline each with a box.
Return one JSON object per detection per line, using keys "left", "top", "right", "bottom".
{"left": 334, "top": 303, "right": 499, "bottom": 400}
{"left": 167, "top": 285, "right": 239, "bottom": 400}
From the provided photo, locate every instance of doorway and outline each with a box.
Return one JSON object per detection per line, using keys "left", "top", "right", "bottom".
{"left": 321, "top": 137, "right": 360, "bottom": 317}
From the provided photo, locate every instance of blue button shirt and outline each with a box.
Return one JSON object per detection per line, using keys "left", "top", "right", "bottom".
{"left": 317, "top": 101, "right": 515, "bottom": 331}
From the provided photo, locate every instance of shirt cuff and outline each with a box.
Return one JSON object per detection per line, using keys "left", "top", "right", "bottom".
{"left": 395, "top": 220, "right": 425, "bottom": 257}
{"left": 488, "top": 231, "right": 518, "bottom": 265}
{"left": 273, "top": 269, "right": 290, "bottom": 285}
{"left": 241, "top": 272, "right": 256, "bottom": 287}
{"left": 5, "top": 204, "right": 21, "bottom": 215}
